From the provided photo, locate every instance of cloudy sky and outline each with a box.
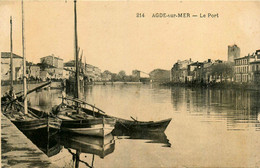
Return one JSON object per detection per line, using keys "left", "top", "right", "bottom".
{"left": 0, "top": 1, "right": 260, "bottom": 74}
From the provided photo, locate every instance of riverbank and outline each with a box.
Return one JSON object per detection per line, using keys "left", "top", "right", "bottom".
{"left": 161, "top": 81, "right": 260, "bottom": 90}
{"left": 1, "top": 81, "right": 62, "bottom": 96}
{"left": 1, "top": 114, "right": 58, "bottom": 168}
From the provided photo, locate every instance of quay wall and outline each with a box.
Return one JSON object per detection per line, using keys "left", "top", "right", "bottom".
{"left": 1, "top": 114, "right": 58, "bottom": 168}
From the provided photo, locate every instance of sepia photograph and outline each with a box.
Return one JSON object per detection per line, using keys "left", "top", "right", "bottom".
{"left": 1, "top": 0, "right": 260, "bottom": 167}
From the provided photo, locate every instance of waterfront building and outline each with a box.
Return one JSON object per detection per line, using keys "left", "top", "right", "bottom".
{"left": 187, "top": 61, "right": 204, "bottom": 83}
{"left": 234, "top": 54, "right": 255, "bottom": 83}
{"left": 40, "top": 54, "right": 63, "bottom": 69}
{"left": 39, "top": 71, "right": 51, "bottom": 81}
{"left": 171, "top": 59, "right": 193, "bottom": 83}
{"left": 149, "top": 69, "right": 170, "bottom": 83}
{"left": 63, "top": 60, "right": 101, "bottom": 82}
{"left": 1, "top": 52, "right": 23, "bottom": 81}
{"left": 228, "top": 44, "right": 240, "bottom": 63}
{"left": 27, "top": 63, "right": 40, "bottom": 80}
{"left": 37, "top": 63, "right": 62, "bottom": 80}
{"left": 85, "top": 64, "right": 101, "bottom": 82}
{"left": 201, "top": 59, "right": 213, "bottom": 84}
{"left": 40, "top": 54, "right": 63, "bottom": 80}
{"left": 63, "top": 60, "right": 76, "bottom": 79}
{"left": 248, "top": 50, "right": 260, "bottom": 84}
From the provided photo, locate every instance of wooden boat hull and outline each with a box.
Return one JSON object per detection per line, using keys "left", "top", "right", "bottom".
{"left": 81, "top": 107, "right": 172, "bottom": 132}
{"left": 60, "top": 118, "right": 116, "bottom": 137}
{"left": 28, "top": 106, "right": 62, "bottom": 130}
{"left": 115, "top": 118, "right": 172, "bottom": 132}
{"left": 10, "top": 117, "right": 61, "bottom": 131}
{"left": 2, "top": 105, "right": 62, "bottom": 132}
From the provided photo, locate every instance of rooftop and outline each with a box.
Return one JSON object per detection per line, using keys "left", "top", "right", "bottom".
{"left": 41, "top": 54, "right": 63, "bottom": 61}
{"left": 1, "top": 52, "right": 23, "bottom": 59}
{"left": 234, "top": 55, "right": 254, "bottom": 60}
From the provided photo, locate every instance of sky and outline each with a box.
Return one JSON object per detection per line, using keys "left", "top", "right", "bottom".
{"left": 1, "top": 1, "right": 260, "bottom": 74}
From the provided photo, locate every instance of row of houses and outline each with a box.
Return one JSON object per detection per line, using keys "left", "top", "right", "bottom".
{"left": 234, "top": 51, "right": 260, "bottom": 84}
{"left": 1, "top": 52, "right": 102, "bottom": 82}
{"left": 63, "top": 60, "right": 101, "bottom": 82}
{"left": 170, "top": 45, "right": 260, "bottom": 85}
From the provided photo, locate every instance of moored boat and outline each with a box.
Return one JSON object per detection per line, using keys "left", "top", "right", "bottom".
{"left": 2, "top": 97, "right": 62, "bottom": 132}
{"left": 1, "top": 2, "right": 61, "bottom": 133}
{"left": 114, "top": 117, "right": 172, "bottom": 132}
{"left": 59, "top": 97, "right": 172, "bottom": 133}
{"left": 56, "top": 106, "right": 115, "bottom": 137}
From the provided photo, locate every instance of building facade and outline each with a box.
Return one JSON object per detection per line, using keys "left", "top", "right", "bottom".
{"left": 40, "top": 54, "right": 63, "bottom": 69}
{"left": 86, "top": 64, "right": 101, "bottom": 82}
{"left": 187, "top": 62, "right": 204, "bottom": 83}
{"left": 248, "top": 50, "right": 260, "bottom": 84}
{"left": 40, "top": 54, "right": 63, "bottom": 79}
{"left": 234, "top": 55, "right": 255, "bottom": 83}
{"left": 171, "top": 59, "right": 193, "bottom": 83}
{"left": 63, "top": 60, "right": 101, "bottom": 82}
{"left": 27, "top": 64, "right": 40, "bottom": 79}
{"left": 1, "top": 52, "right": 23, "bottom": 81}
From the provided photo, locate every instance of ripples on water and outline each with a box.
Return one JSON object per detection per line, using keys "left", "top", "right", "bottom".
{"left": 18, "top": 85, "right": 260, "bottom": 167}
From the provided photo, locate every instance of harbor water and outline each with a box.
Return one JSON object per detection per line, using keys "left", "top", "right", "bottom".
{"left": 4, "top": 84, "right": 260, "bottom": 167}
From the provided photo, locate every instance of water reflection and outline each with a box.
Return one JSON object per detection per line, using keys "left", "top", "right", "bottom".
{"left": 22, "top": 85, "right": 260, "bottom": 167}
{"left": 23, "top": 130, "right": 62, "bottom": 157}
{"left": 112, "top": 129, "right": 171, "bottom": 147}
{"left": 29, "top": 89, "right": 62, "bottom": 112}
{"left": 59, "top": 133, "right": 115, "bottom": 168}
{"left": 60, "top": 133, "right": 115, "bottom": 159}
{"left": 171, "top": 87, "right": 260, "bottom": 130}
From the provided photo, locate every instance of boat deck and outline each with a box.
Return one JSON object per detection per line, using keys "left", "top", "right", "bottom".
{"left": 1, "top": 113, "right": 58, "bottom": 168}
{"left": 57, "top": 106, "right": 95, "bottom": 120}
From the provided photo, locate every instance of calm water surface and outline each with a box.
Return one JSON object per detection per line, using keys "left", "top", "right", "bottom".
{"left": 27, "top": 84, "right": 260, "bottom": 168}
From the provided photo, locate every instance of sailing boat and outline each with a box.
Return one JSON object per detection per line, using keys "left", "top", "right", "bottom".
{"left": 55, "top": 0, "right": 115, "bottom": 137}
{"left": 2, "top": 0, "right": 61, "bottom": 132}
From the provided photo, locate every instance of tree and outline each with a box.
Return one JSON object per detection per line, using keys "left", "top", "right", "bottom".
{"left": 118, "top": 70, "right": 126, "bottom": 81}
{"left": 210, "top": 63, "right": 233, "bottom": 82}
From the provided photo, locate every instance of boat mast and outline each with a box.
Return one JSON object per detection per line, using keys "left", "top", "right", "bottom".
{"left": 22, "top": 0, "right": 28, "bottom": 114}
{"left": 74, "top": 0, "right": 80, "bottom": 108}
{"left": 10, "top": 16, "right": 13, "bottom": 92}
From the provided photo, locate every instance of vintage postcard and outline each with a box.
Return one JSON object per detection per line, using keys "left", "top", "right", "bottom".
{"left": 1, "top": 0, "right": 260, "bottom": 168}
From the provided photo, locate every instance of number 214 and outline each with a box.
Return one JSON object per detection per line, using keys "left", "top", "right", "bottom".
{"left": 136, "top": 13, "right": 145, "bottom": 17}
